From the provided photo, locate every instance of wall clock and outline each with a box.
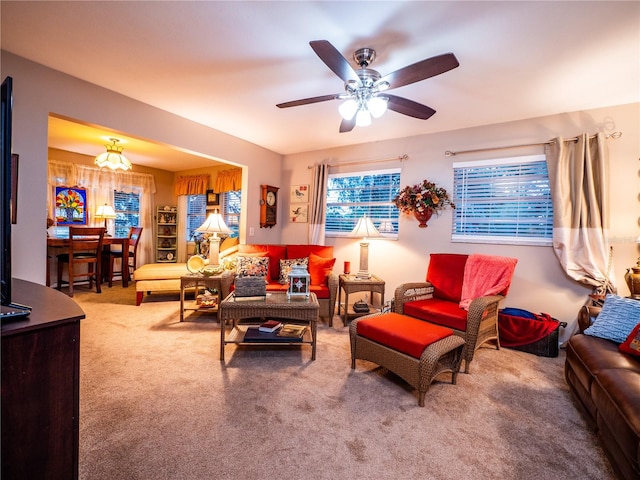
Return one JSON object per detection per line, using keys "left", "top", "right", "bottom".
{"left": 260, "top": 185, "right": 279, "bottom": 228}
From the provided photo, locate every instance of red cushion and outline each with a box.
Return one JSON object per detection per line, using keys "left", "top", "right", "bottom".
{"left": 403, "top": 298, "right": 468, "bottom": 331}
{"left": 426, "top": 253, "right": 468, "bottom": 302}
{"left": 309, "top": 253, "right": 336, "bottom": 286}
{"left": 619, "top": 322, "right": 640, "bottom": 357}
{"left": 286, "top": 244, "right": 333, "bottom": 260}
{"left": 357, "top": 312, "right": 454, "bottom": 359}
{"left": 239, "top": 245, "right": 286, "bottom": 282}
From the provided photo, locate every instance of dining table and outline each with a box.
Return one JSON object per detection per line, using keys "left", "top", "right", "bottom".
{"left": 47, "top": 231, "right": 130, "bottom": 288}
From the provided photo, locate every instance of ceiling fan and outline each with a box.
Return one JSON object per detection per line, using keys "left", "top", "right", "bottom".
{"left": 277, "top": 40, "right": 459, "bottom": 133}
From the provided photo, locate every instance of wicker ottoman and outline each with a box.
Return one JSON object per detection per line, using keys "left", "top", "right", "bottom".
{"left": 350, "top": 312, "right": 465, "bottom": 407}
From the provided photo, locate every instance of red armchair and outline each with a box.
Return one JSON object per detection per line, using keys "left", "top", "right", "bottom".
{"left": 394, "top": 253, "right": 517, "bottom": 373}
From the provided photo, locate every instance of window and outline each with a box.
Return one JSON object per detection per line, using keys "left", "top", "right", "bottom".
{"left": 222, "top": 190, "right": 241, "bottom": 238}
{"left": 113, "top": 191, "right": 140, "bottom": 237}
{"left": 452, "top": 154, "right": 552, "bottom": 245}
{"left": 325, "top": 169, "right": 400, "bottom": 237}
{"left": 186, "top": 194, "right": 207, "bottom": 240}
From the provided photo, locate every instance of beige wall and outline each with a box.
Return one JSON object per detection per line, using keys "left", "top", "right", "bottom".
{"left": 281, "top": 103, "right": 640, "bottom": 340}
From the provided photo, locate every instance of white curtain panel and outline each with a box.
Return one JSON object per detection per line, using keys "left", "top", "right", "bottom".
{"left": 308, "top": 162, "right": 328, "bottom": 245}
{"left": 545, "top": 132, "right": 615, "bottom": 294}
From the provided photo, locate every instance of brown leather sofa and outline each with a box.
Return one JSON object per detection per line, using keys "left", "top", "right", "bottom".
{"left": 565, "top": 306, "right": 640, "bottom": 480}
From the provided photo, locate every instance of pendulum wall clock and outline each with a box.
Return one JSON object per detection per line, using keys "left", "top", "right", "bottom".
{"left": 260, "top": 184, "right": 279, "bottom": 228}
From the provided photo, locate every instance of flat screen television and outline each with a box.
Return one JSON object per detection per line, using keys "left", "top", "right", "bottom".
{"left": 1, "top": 76, "right": 30, "bottom": 318}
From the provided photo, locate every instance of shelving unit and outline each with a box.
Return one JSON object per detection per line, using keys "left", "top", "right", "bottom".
{"left": 156, "top": 206, "right": 177, "bottom": 263}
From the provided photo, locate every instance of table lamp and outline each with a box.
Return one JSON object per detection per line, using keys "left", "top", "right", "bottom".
{"left": 195, "top": 210, "right": 232, "bottom": 266}
{"left": 347, "top": 215, "right": 381, "bottom": 279}
{"left": 95, "top": 204, "right": 116, "bottom": 230}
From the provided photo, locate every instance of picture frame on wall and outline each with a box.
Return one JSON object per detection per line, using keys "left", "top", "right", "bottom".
{"left": 290, "top": 184, "right": 309, "bottom": 203}
{"left": 54, "top": 186, "right": 88, "bottom": 225}
{"left": 290, "top": 204, "right": 308, "bottom": 223}
{"left": 206, "top": 190, "right": 220, "bottom": 206}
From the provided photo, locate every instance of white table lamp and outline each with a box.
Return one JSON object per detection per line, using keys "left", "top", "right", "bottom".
{"left": 347, "top": 215, "right": 382, "bottom": 279}
{"left": 195, "top": 210, "right": 232, "bottom": 266}
{"left": 95, "top": 204, "right": 116, "bottom": 231}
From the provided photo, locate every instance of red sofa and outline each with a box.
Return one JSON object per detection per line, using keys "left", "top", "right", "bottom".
{"left": 394, "top": 253, "right": 516, "bottom": 373}
{"left": 236, "top": 244, "right": 338, "bottom": 325}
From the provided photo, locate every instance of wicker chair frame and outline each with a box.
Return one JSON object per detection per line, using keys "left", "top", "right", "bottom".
{"left": 394, "top": 281, "right": 504, "bottom": 373}
{"left": 350, "top": 312, "right": 465, "bottom": 407}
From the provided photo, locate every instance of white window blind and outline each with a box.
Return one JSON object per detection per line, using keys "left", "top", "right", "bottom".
{"left": 186, "top": 194, "right": 206, "bottom": 240}
{"left": 326, "top": 168, "right": 400, "bottom": 237}
{"left": 113, "top": 191, "right": 140, "bottom": 237}
{"left": 222, "top": 190, "right": 241, "bottom": 238}
{"left": 452, "top": 154, "right": 553, "bottom": 245}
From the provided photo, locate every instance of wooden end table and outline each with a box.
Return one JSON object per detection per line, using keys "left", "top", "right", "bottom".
{"left": 179, "top": 273, "right": 224, "bottom": 322}
{"left": 219, "top": 292, "right": 319, "bottom": 362}
{"left": 338, "top": 274, "right": 385, "bottom": 326}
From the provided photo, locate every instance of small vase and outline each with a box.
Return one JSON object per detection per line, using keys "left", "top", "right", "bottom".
{"left": 625, "top": 263, "right": 640, "bottom": 299}
{"left": 413, "top": 209, "right": 433, "bottom": 228}
{"left": 64, "top": 207, "right": 76, "bottom": 223}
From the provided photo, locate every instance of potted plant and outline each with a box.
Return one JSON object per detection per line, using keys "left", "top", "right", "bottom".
{"left": 392, "top": 179, "right": 455, "bottom": 228}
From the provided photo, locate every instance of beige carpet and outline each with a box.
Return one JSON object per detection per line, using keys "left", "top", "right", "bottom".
{"left": 74, "top": 285, "right": 615, "bottom": 480}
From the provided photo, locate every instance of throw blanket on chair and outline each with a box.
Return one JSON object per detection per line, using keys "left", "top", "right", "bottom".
{"left": 459, "top": 254, "right": 518, "bottom": 310}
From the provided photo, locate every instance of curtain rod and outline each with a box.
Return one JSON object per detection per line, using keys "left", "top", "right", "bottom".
{"left": 308, "top": 154, "right": 408, "bottom": 169}
{"left": 444, "top": 132, "right": 622, "bottom": 157}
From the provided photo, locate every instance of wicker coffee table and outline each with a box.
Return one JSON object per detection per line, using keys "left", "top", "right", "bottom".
{"left": 219, "top": 292, "right": 319, "bottom": 362}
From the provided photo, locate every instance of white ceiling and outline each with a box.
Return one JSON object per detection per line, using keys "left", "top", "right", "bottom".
{"left": 2, "top": 1, "right": 639, "bottom": 170}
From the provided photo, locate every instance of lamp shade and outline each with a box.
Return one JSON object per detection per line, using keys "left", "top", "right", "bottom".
{"left": 348, "top": 215, "right": 382, "bottom": 239}
{"left": 95, "top": 204, "right": 116, "bottom": 220}
{"left": 95, "top": 138, "right": 132, "bottom": 171}
{"left": 196, "top": 210, "right": 232, "bottom": 266}
{"left": 196, "top": 211, "right": 232, "bottom": 236}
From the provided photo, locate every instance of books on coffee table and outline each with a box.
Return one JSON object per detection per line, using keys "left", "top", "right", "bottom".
{"left": 277, "top": 324, "right": 306, "bottom": 339}
{"left": 259, "top": 320, "right": 282, "bottom": 333}
{"left": 243, "top": 325, "right": 304, "bottom": 343}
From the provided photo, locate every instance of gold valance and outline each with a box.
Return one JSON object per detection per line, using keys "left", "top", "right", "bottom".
{"left": 215, "top": 169, "right": 242, "bottom": 193}
{"left": 174, "top": 174, "right": 210, "bottom": 196}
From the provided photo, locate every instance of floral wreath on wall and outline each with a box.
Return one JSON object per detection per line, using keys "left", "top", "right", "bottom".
{"left": 392, "top": 179, "right": 455, "bottom": 228}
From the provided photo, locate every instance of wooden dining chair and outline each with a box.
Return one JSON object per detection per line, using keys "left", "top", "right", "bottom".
{"left": 108, "top": 226, "right": 143, "bottom": 287}
{"left": 56, "top": 226, "right": 105, "bottom": 297}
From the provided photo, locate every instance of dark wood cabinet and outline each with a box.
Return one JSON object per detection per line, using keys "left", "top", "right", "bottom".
{"left": 2, "top": 279, "right": 85, "bottom": 480}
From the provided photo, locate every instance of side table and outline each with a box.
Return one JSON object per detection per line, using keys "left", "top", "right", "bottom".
{"left": 338, "top": 274, "right": 385, "bottom": 326}
{"left": 180, "top": 274, "right": 224, "bottom": 322}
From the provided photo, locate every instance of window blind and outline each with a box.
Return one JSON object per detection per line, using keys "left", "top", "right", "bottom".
{"left": 452, "top": 155, "right": 553, "bottom": 245}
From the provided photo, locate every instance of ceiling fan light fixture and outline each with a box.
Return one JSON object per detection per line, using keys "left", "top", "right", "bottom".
{"left": 338, "top": 99, "right": 358, "bottom": 120}
{"left": 355, "top": 108, "right": 372, "bottom": 127}
{"left": 368, "top": 96, "right": 388, "bottom": 118}
{"left": 94, "top": 138, "right": 132, "bottom": 171}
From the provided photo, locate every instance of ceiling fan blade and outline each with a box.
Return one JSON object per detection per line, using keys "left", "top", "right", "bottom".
{"left": 385, "top": 94, "right": 436, "bottom": 120}
{"left": 377, "top": 53, "right": 459, "bottom": 90}
{"left": 339, "top": 117, "right": 356, "bottom": 133}
{"left": 310, "top": 40, "right": 362, "bottom": 85}
{"left": 276, "top": 94, "right": 338, "bottom": 109}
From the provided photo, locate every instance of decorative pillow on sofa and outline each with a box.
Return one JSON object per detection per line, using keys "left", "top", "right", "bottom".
{"left": 584, "top": 294, "right": 640, "bottom": 343}
{"left": 236, "top": 254, "right": 269, "bottom": 278}
{"left": 309, "top": 253, "right": 336, "bottom": 286}
{"left": 278, "top": 257, "right": 308, "bottom": 284}
{"left": 619, "top": 322, "right": 640, "bottom": 357}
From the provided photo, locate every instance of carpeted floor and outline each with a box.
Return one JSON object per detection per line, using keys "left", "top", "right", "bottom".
{"left": 74, "top": 285, "right": 615, "bottom": 480}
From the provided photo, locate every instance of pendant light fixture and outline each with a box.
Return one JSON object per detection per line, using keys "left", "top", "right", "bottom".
{"left": 94, "top": 138, "right": 132, "bottom": 171}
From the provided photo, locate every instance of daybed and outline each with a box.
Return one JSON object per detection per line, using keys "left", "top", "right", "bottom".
{"left": 565, "top": 299, "right": 640, "bottom": 480}
{"left": 132, "top": 262, "right": 234, "bottom": 306}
